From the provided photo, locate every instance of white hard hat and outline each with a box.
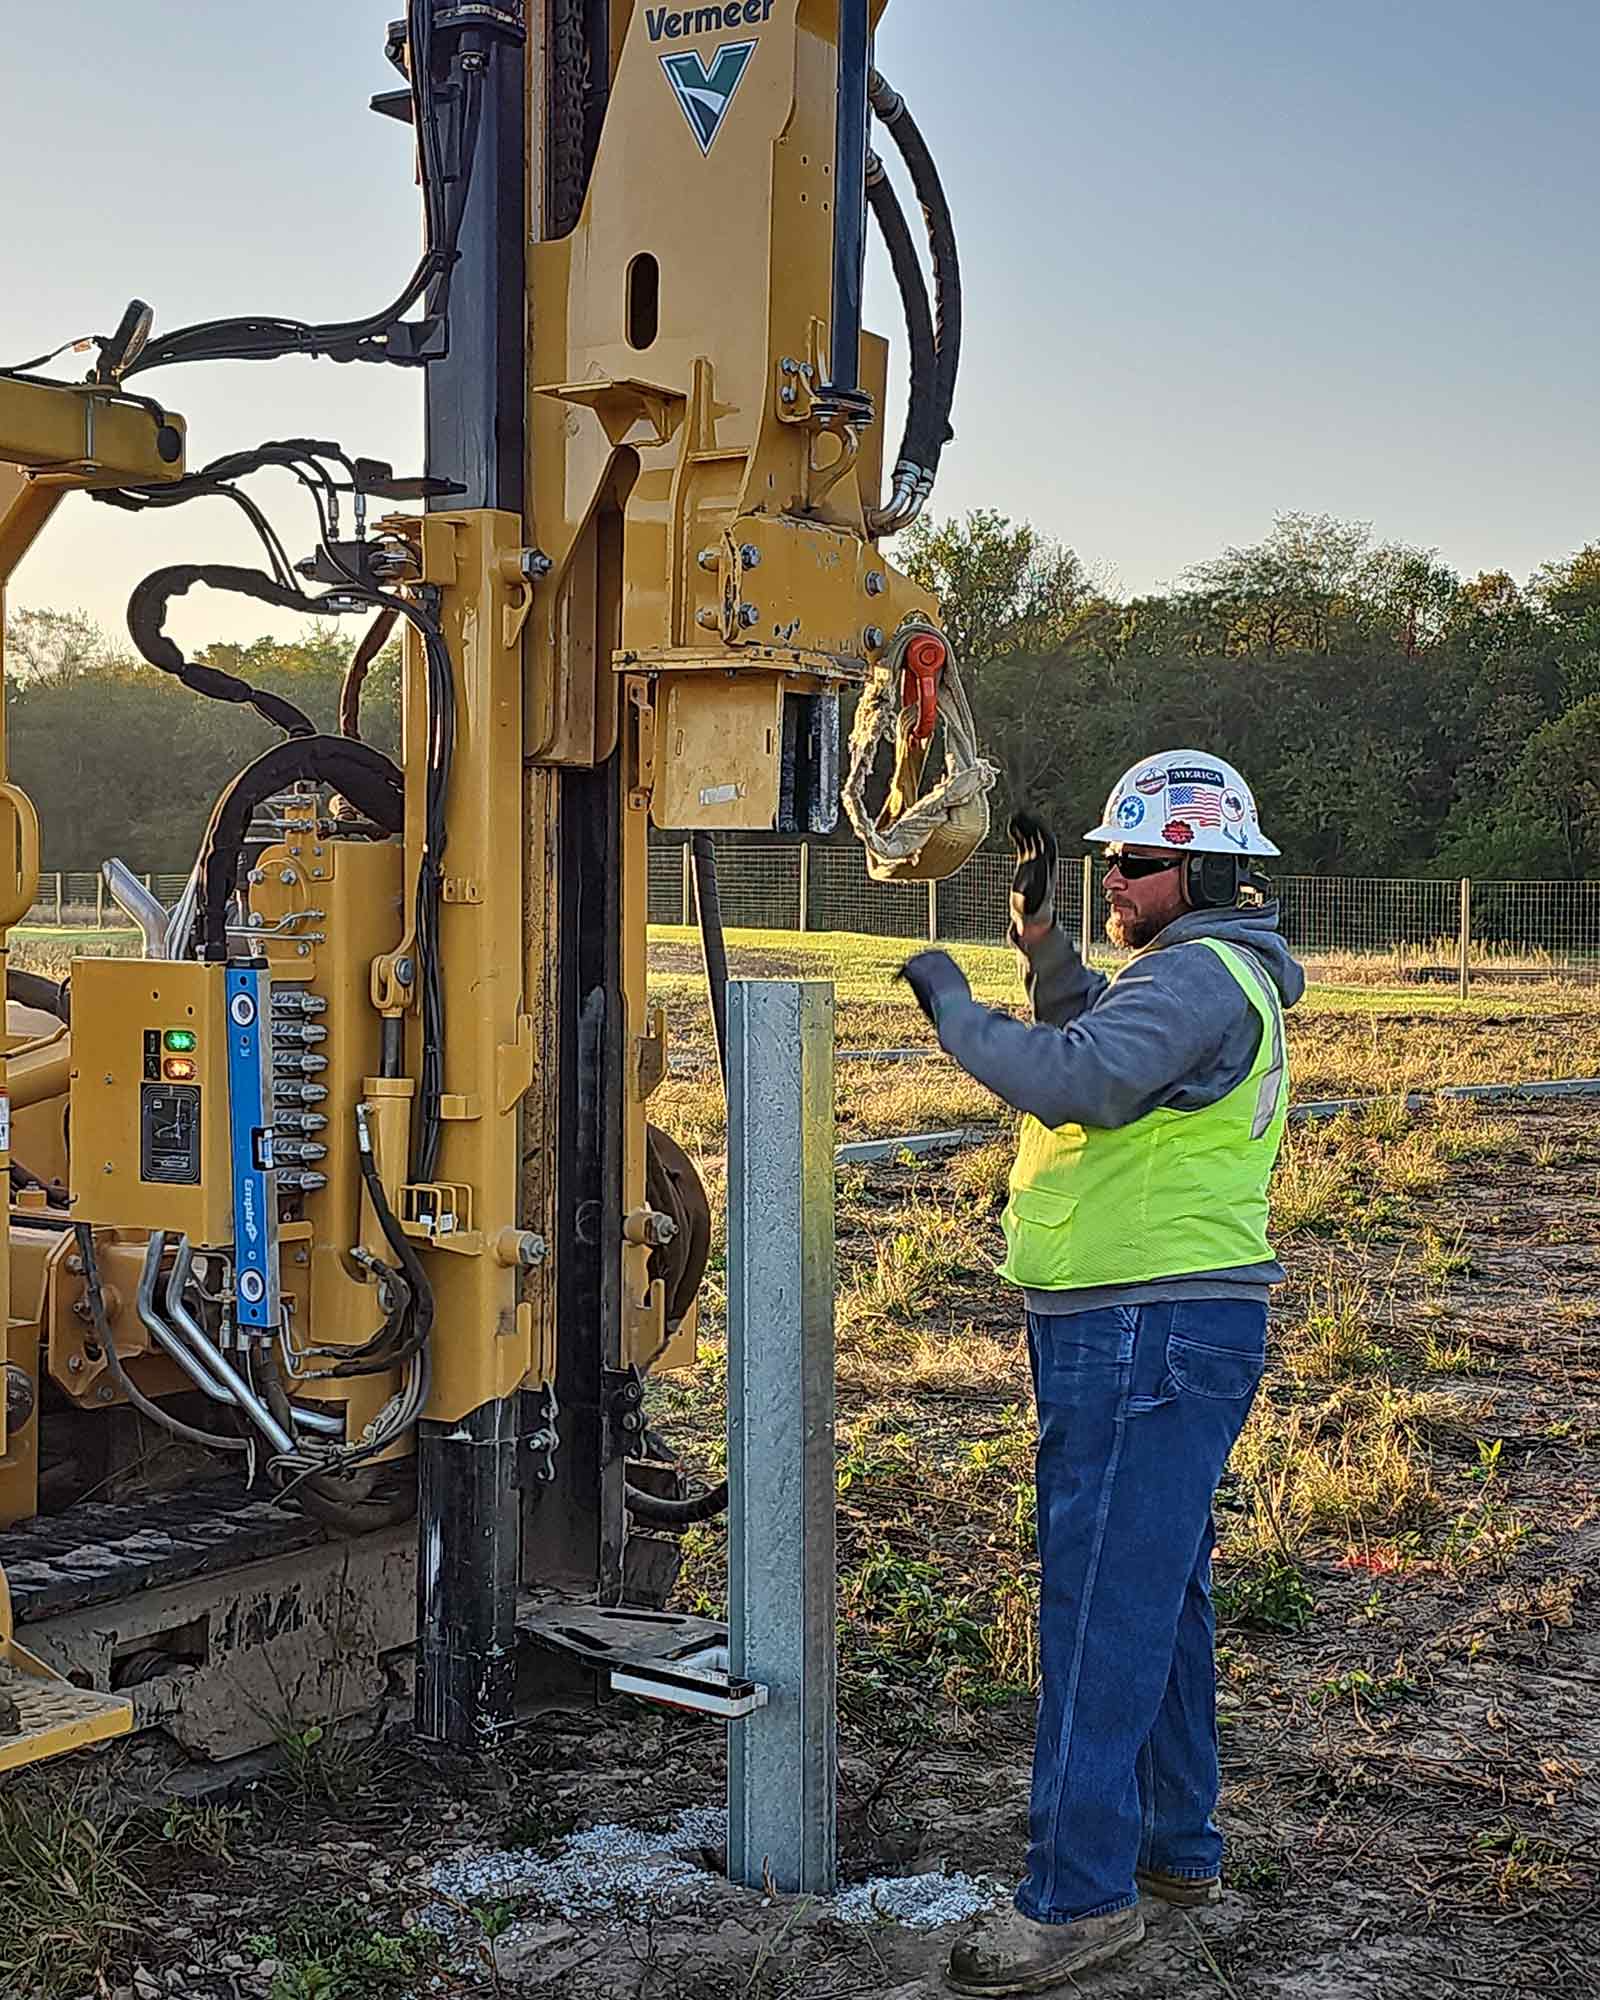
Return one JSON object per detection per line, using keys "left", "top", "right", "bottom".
{"left": 1084, "top": 750, "right": 1280, "bottom": 858}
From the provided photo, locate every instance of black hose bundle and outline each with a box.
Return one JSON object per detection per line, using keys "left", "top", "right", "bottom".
{"left": 865, "top": 67, "right": 963, "bottom": 527}
{"left": 867, "top": 157, "right": 940, "bottom": 475}
{"left": 871, "top": 69, "right": 962, "bottom": 461}
{"left": 122, "top": 0, "right": 487, "bottom": 377}
{"left": 127, "top": 564, "right": 328, "bottom": 736}
{"left": 194, "top": 736, "right": 405, "bottom": 960}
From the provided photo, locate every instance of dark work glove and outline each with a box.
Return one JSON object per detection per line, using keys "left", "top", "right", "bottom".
{"left": 896, "top": 949, "right": 972, "bottom": 1029}
{"left": 1009, "top": 810, "right": 1059, "bottom": 934}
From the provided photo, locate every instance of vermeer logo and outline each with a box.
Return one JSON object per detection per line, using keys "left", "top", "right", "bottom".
{"left": 649, "top": 2, "right": 775, "bottom": 42}
{"left": 661, "top": 40, "right": 759, "bottom": 154}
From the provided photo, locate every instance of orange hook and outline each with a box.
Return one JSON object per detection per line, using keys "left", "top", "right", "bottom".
{"left": 903, "top": 633, "right": 946, "bottom": 744}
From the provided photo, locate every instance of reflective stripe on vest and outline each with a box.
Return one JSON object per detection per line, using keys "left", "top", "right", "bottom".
{"left": 997, "top": 937, "right": 1290, "bottom": 1292}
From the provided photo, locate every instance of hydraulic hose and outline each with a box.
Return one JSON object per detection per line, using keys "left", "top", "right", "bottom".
{"left": 624, "top": 1473, "right": 730, "bottom": 1527}
{"left": 868, "top": 68, "right": 962, "bottom": 520}
{"left": 77, "top": 1225, "right": 250, "bottom": 1457}
{"left": 193, "top": 735, "right": 404, "bottom": 959}
{"left": 256, "top": 1354, "right": 418, "bottom": 1534}
{"left": 691, "top": 833, "right": 730, "bottom": 1093}
{"left": 866, "top": 153, "right": 939, "bottom": 532}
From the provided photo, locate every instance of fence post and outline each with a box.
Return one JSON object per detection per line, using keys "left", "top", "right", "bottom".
{"left": 726, "top": 980, "right": 837, "bottom": 1895}
{"left": 95, "top": 874, "right": 104, "bottom": 929}
{"left": 1080, "top": 854, "right": 1094, "bottom": 961}
{"left": 798, "top": 840, "right": 810, "bottom": 933}
{"left": 54, "top": 872, "right": 63, "bottom": 926}
{"left": 681, "top": 841, "right": 692, "bottom": 927}
{"left": 927, "top": 877, "right": 938, "bottom": 943}
{"left": 1458, "top": 878, "right": 1472, "bottom": 1001}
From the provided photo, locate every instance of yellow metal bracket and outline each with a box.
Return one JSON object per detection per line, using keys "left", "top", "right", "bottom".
{"left": 534, "top": 377, "right": 686, "bottom": 449}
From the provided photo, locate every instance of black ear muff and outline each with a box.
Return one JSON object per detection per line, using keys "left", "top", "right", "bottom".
{"left": 1184, "top": 853, "right": 1244, "bottom": 910}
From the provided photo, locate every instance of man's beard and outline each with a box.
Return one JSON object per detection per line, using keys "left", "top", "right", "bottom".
{"left": 1107, "top": 907, "right": 1163, "bottom": 950}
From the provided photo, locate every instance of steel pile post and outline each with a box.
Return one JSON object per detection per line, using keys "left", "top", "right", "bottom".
{"left": 727, "top": 980, "right": 837, "bottom": 1895}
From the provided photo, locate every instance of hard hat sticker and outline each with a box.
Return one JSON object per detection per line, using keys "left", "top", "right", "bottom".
{"left": 1115, "top": 794, "right": 1145, "bottom": 829}
{"left": 661, "top": 40, "right": 759, "bottom": 154}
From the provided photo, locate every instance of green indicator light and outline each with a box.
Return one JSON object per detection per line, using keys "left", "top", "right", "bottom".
{"left": 163, "top": 1029, "right": 198, "bottom": 1053}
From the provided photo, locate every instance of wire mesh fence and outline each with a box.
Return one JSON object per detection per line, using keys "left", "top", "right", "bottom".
{"left": 22, "top": 850, "right": 1600, "bottom": 987}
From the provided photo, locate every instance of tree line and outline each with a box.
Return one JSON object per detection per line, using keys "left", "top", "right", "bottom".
{"left": 8, "top": 506, "right": 1600, "bottom": 877}
{"left": 900, "top": 511, "right": 1600, "bottom": 879}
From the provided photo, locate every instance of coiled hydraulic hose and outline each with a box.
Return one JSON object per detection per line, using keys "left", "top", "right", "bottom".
{"left": 867, "top": 67, "right": 963, "bottom": 532}
{"left": 867, "top": 154, "right": 939, "bottom": 520}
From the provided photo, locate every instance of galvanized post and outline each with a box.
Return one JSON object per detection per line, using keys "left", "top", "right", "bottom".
{"left": 798, "top": 839, "right": 810, "bottom": 934}
{"left": 54, "top": 872, "right": 63, "bottom": 926}
{"left": 95, "top": 873, "right": 104, "bottom": 929}
{"left": 682, "top": 840, "right": 692, "bottom": 927}
{"left": 1458, "top": 878, "right": 1472, "bottom": 1001}
{"left": 1080, "top": 854, "right": 1095, "bottom": 961}
{"left": 927, "top": 877, "right": 938, "bottom": 943}
{"left": 727, "top": 980, "right": 837, "bottom": 1897}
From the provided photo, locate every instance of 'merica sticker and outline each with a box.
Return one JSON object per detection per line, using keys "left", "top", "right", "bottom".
{"left": 1166, "top": 765, "right": 1225, "bottom": 788}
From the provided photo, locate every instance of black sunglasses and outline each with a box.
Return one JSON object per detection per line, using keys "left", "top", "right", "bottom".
{"left": 1103, "top": 850, "right": 1184, "bottom": 881}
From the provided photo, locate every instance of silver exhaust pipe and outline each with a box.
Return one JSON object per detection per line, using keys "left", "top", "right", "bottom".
{"left": 102, "top": 859, "right": 169, "bottom": 957}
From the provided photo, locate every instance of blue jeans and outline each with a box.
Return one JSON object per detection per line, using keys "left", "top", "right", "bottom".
{"left": 1017, "top": 1299, "right": 1266, "bottom": 1925}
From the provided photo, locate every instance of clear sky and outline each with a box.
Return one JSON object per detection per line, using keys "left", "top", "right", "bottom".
{"left": 5, "top": 1, "right": 1599, "bottom": 651}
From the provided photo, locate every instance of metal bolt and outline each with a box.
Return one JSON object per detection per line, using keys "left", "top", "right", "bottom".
{"left": 865, "top": 571, "right": 887, "bottom": 596}
{"left": 104, "top": 1163, "right": 114, "bottom": 1175}
{"left": 96, "top": 1386, "right": 115, "bottom": 1404}
{"left": 395, "top": 956, "right": 415, "bottom": 987}
{"left": 296, "top": 943, "right": 310, "bottom": 957}
{"left": 246, "top": 868, "right": 265, "bottom": 885}
{"left": 801, "top": 362, "right": 816, "bottom": 380}
{"left": 740, "top": 544, "right": 762, "bottom": 569}
{"left": 104, "top": 1072, "right": 114, "bottom": 1084}
{"left": 781, "top": 356, "right": 798, "bottom": 375}
{"left": 781, "top": 385, "right": 798, "bottom": 406}
{"left": 739, "top": 604, "right": 762, "bottom": 629}
{"left": 864, "top": 625, "right": 886, "bottom": 650}
{"left": 68, "top": 1354, "right": 83, "bottom": 1374}
{"left": 66, "top": 1255, "right": 83, "bottom": 1275}
{"left": 520, "top": 548, "right": 553, "bottom": 579}
{"left": 697, "top": 547, "right": 720, "bottom": 571}
{"left": 697, "top": 608, "right": 719, "bottom": 630}
{"left": 518, "top": 1234, "right": 548, "bottom": 1269}
{"left": 280, "top": 868, "right": 297, "bottom": 885}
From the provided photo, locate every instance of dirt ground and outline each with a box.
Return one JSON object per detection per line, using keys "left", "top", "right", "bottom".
{"left": 7, "top": 964, "right": 1600, "bottom": 1999}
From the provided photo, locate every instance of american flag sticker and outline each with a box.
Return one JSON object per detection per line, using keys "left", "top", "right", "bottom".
{"left": 1167, "top": 780, "right": 1224, "bottom": 827}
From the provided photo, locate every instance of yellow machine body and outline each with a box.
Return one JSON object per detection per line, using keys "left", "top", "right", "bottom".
{"left": 0, "top": 0, "right": 972, "bottom": 1771}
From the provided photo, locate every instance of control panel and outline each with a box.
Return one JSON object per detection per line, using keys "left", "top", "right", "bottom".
{"left": 71, "top": 960, "right": 238, "bottom": 1244}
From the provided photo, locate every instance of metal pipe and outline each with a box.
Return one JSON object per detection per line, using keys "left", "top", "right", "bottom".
{"left": 165, "top": 1238, "right": 295, "bottom": 1454}
{"left": 137, "top": 1233, "right": 230, "bottom": 1397}
{"left": 102, "top": 858, "right": 168, "bottom": 956}
{"left": 829, "top": 0, "right": 870, "bottom": 394}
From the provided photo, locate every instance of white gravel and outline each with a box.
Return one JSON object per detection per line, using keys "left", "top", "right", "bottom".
{"left": 426, "top": 1809, "right": 1005, "bottom": 1935}
{"left": 425, "top": 1807, "right": 727, "bottom": 1927}
{"left": 833, "top": 1871, "right": 1008, "bottom": 1929}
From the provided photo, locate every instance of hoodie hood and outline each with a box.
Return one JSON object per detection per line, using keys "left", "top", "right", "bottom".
{"left": 1142, "top": 901, "right": 1306, "bottom": 1010}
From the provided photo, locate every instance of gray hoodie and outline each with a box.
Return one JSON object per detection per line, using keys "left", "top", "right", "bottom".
{"left": 931, "top": 902, "right": 1306, "bottom": 1315}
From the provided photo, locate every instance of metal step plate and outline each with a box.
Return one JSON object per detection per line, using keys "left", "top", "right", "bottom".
{"left": 0, "top": 1653, "right": 131, "bottom": 1774}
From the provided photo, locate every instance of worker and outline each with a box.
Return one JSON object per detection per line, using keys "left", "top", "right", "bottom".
{"left": 897, "top": 751, "right": 1303, "bottom": 1995}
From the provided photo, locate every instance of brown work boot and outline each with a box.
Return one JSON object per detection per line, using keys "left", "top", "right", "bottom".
{"left": 946, "top": 1904, "right": 1144, "bottom": 1995}
{"left": 1136, "top": 1866, "right": 1221, "bottom": 1907}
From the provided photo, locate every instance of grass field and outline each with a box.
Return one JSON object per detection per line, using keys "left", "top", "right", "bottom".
{"left": 3, "top": 928, "right": 1599, "bottom": 1997}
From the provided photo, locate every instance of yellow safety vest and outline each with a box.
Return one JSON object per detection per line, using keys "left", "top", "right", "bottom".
{"left": 998, "top": 938, "right": 1289, "bottom": 1292}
